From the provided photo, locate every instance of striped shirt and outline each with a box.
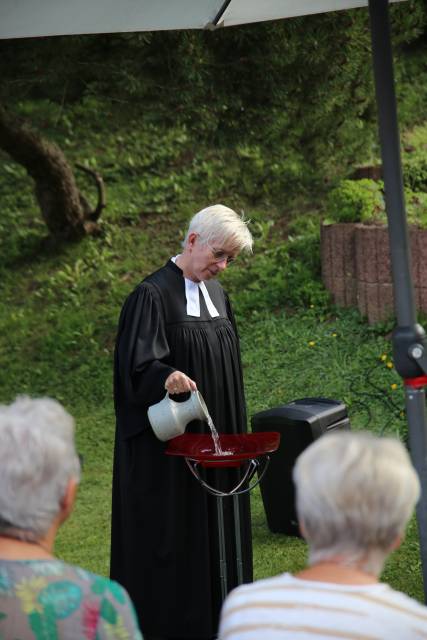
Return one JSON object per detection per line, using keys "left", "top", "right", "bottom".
{"left": 218, "top": 573, "right": 427, "bottom": 640}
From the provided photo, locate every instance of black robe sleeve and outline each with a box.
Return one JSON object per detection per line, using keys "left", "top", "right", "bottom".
{"left": 114, "top": 283, "right": 175, "bottom": 439}
{"left": 224, "top": 290, "right": 240, "bottom": 339}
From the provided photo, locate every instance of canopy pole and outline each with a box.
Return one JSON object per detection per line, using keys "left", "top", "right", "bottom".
{"left": 205, "top": 0, "right": 232, "bottom": 29}
{"left": 368, "top": 0, "right": 414, "bottom": 325}
{"left": 368, "top": 0, "right": 427, "bottom": 601}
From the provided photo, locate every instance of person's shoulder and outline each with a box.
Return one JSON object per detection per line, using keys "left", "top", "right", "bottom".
{"left": 62, "top": 564, "right": 143, "bottom": 637}
{"left": 219, "top": 574, "right": 293, "bottom": 638}
{"left": 130, "top": 260, "right": 180, "bottom": 298}
{"left": 0, "top": 561, "right": 141, "bottom": 638}
{"left": 13, "top": 560, "right": 129, "bottom": 599}
{"left": 381, "top": 583, "right": 427, "bottom": 616}
{"left": 123, "top": 266, "right": 170, "bottom": 307}
{"left": 50, "top": 562, "right": 127, "bottom": 604}
{"left": 51, "top": 562, "right": 121, "bottom": 591}
{"left": 224, "top": 572, "right": 291, "bottom": 606}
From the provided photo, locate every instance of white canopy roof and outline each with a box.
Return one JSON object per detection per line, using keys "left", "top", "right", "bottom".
{"left": 0, "top": 0, "right": 406, "bottom": 40}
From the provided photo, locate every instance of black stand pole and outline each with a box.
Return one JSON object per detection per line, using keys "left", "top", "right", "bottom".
{"left": 368, "top": 0, "right": 427, "bottom": 602}
{"left": 217, "top": 497, "right": 228, "bottom": 601}
{"left": 406, "top": 383, "right": 427, "bottom": 570}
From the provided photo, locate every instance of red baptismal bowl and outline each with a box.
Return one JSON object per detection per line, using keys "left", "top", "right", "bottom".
{"left": 165, "top": 431, "right": 280, "bottom": 467}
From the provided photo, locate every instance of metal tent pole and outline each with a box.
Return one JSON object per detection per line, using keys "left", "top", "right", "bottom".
{"left": 368, "top": 0, "right": 427, "bottom": 601}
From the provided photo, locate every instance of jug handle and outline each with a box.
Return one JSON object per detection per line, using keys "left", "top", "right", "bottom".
{"left": 163, "top": 389, "right": 196, "bottom": 401}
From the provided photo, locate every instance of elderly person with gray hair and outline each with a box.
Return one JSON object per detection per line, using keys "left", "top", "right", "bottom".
{"left": 111, "top": 204, "right": 253, "bottom": 639}
{"left": 219, "top": 431, "right": 427, "bottom": 640}
{"left": 0, "top": 395, "right": 142, "bottom": 640}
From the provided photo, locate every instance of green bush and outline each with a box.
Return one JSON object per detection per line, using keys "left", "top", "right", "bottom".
{"left": 402, "top": 123, "right": 427, "bottom": 192}
{"left": 324, "top": 123, "right": 427, "bottom": 228}
{"left": 325, "top": 177, "right": 427, "bottom": 228}
{"left": 405, "top": 189, "right": 427, "bottom": 226}
{"left": 325, "top": 179, "right": 386, "bottom": 224}
{"left": 403, "top": 152, "right": 427, "bottom": 192}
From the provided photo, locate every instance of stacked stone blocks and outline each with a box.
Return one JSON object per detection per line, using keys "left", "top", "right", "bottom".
{"left": 321, "top": 223, "right": 427, "bottom": 324}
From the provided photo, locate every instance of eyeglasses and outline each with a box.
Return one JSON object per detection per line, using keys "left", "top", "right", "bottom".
{"left": 207, "top": 244, "right": 236, "bottom": 265}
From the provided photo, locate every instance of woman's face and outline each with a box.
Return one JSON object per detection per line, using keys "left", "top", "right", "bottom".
{"left": 187, "top": 233, "right": 238, "bottom": 282}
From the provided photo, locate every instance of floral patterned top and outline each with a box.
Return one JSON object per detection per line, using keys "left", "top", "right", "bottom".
{"left": 0, "top": 559, "right": 143, "bottom": 640}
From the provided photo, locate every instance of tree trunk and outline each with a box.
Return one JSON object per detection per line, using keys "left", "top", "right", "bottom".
{"left": 0, "top": 105, "right": 104, "bottom": 240}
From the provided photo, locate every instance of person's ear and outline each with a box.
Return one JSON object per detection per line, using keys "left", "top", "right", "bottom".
{"left": 188, "top": 232, "right": 198, "bottom": 248}
{"left": 59, "top": 478, "right": 78, "bottom": 524}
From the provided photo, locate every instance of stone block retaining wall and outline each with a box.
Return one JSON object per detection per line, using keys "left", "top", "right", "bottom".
{"left": 321, "top": 223, "right": 427, "bottom": 324}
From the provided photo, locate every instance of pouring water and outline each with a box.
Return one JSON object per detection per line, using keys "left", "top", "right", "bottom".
{"left": 205, "top": 412, "right": 235, "bottom": 456}
{"left": 206, "top": 413, "right": 224, "bottom": 455}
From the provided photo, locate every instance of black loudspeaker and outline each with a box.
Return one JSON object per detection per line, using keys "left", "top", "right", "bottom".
{"left": 251, "top": 397, "right": 350, "bottom": 536}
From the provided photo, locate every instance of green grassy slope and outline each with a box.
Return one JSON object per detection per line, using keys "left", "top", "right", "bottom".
{"left": 0, "top": 101, "right": 423, "bottom": 604}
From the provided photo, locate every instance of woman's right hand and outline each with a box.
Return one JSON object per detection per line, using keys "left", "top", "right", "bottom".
{"left": 165, "top": 371, "right": 197, "bottom": 395}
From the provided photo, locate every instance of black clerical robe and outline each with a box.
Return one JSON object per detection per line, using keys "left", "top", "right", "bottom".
{"left": 110, "top": 259, "right": 252, "bottom": 639}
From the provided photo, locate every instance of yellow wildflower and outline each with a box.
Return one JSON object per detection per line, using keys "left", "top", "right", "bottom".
{"left": 390, "top": 383, "right": 398, "bottom": 390}
{"left": 380, "top": 354, "right": 387, "bottom": 361}
{"left": 386, "top": 362, "right": 393, "bottom": 369}
{"left": 308, "top": 341, "right": 316, "bottom": 347}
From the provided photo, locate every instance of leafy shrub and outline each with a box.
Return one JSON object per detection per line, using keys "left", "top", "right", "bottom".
{"left": 405, "top": 189, "right": 427, "bottom": 226}
{"left": 325, "top": 177, "right": 427, "bottom": 228}
{"left": 325, "top": 179, "right": 385, "bottom": 224}
{"left": 402, "top": 123, "right": 427, "bottom": 192}
{"left": 324, "top": 123, "right": 427, "bottom": 228}
{"left": 403, "top": 151, "right": 427, "bottom": 192}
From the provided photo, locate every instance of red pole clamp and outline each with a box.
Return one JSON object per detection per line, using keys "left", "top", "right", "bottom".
{"left": 404, "top": 375, "right": 427, "bottom": 389}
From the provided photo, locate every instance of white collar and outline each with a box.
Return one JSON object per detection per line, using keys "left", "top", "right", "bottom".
{"left": 172, "top": 256, "right": 219, "bottom": 318}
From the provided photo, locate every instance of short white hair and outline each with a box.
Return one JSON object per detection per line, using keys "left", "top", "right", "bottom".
{"left": 0, "top": 396, "right": 80, "bottom": 539}
{"left": 293, "top": 431, "right": 420, "bottom": 574}
{"left": 183, "top": 204, "right": 253, "bottom": 253}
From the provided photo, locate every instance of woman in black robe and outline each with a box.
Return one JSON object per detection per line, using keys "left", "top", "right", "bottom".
{"left": 110, "top": 204, "right": 253, "bottom": 639}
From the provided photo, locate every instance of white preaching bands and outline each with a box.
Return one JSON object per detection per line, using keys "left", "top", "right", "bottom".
{"left": 172, "top": 256, "right": 219, "bottom": 318}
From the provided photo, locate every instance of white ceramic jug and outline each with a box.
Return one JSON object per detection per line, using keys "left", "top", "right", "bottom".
{"left": 148, "top": 390, "right": 210, "bottom": 441}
